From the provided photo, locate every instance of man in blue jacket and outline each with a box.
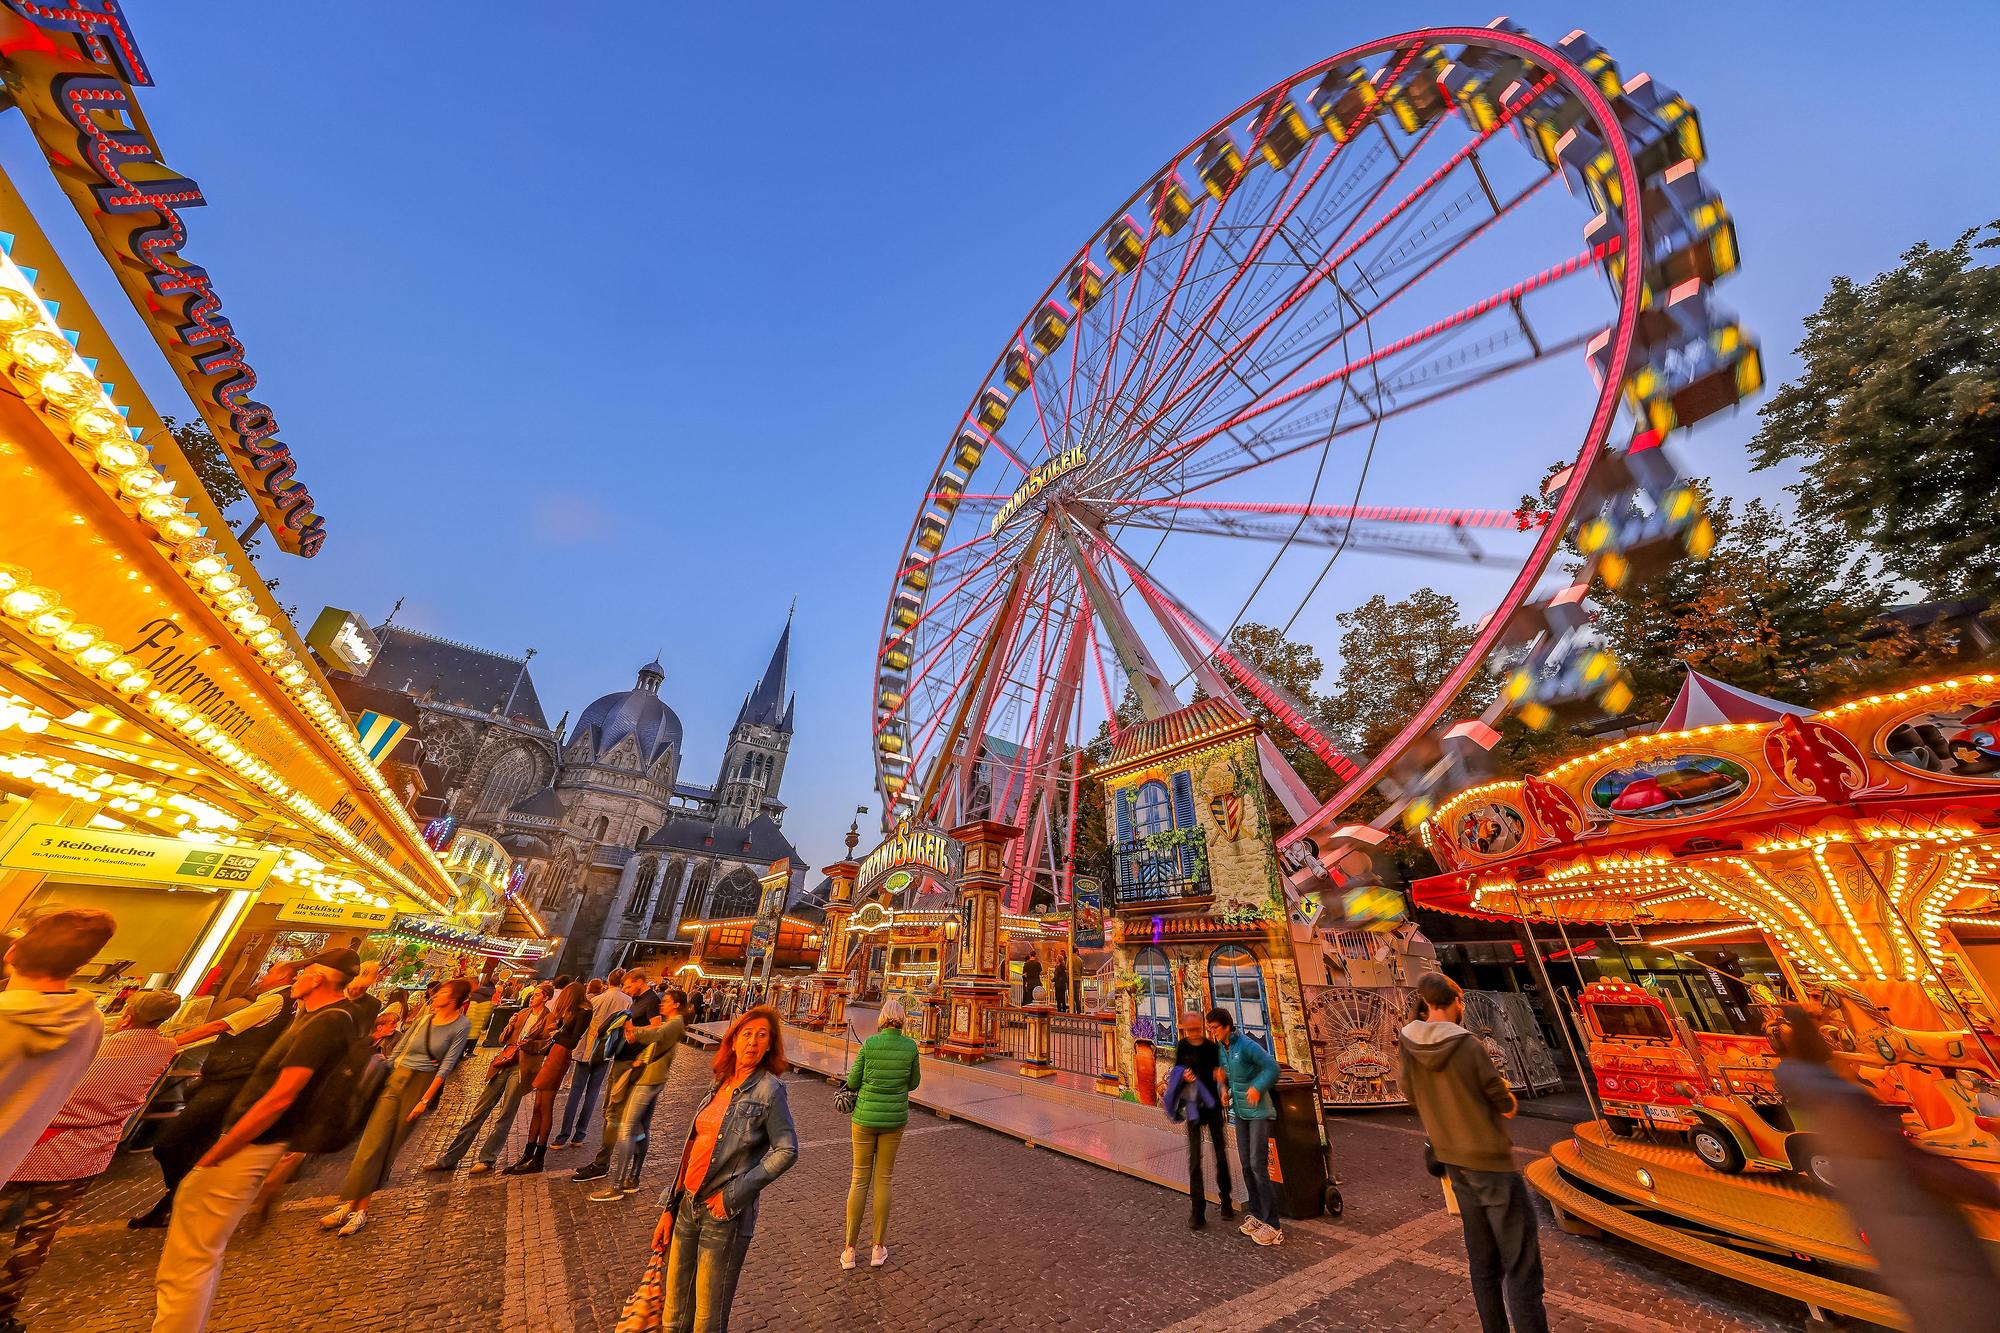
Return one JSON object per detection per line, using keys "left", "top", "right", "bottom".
{"left": 1208, "top": 1007, "right": 1282, "bottom": 1245}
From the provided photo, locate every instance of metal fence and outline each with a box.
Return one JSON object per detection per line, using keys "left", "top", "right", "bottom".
{"left": 1049, "top": 1014, "right": 1108, "bottom": 1077}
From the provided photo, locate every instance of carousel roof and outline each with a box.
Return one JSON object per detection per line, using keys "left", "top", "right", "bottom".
{"left": 1657, "top": 668, "right": 1811, "bottom": 733}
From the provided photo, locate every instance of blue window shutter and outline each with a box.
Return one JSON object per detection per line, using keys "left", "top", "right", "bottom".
{"left": 1170, "top": 771, "right": 1195, "bottom": 828}
{"left": 1170, "top": 771, "right": 1197, "bottom": 876}
{"left": 1114, "top": 788, "right": 1133, "bottom": 890}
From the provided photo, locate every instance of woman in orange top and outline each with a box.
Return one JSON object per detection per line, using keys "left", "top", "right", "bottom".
{"left": 620, "top": 1006, "right": 797, "bottom": 1333}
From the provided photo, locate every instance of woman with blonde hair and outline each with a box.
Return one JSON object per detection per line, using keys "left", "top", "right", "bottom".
{"left": 838, "top": 997, "right": 921, "bottom": 1270}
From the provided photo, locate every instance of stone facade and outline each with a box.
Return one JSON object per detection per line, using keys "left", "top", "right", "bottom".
{"left": 345, "top": 619, "right": 801, "bottom": 977}
{"left": 1095, "top": 697, "right": 1312, "bottom": 1099}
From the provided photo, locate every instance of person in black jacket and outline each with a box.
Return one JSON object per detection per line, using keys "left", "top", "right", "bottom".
{"left": 1170, "top": 1011, "right": 1231, "bottom": 1230}
{"left": 128, "top": 962, "right": 298, "bottom": 1230}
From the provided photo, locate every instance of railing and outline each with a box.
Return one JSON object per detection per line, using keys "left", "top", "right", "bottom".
{"left": 1107, "top": 830, "right": 1211, "bottom": 909}
{"left": 1050, "top": 1013, "right": 1109, "bottom": 1077}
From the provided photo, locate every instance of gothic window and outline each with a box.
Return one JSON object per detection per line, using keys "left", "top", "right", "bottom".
{"left": 686, "top": 862, "right": 714, "bottom": 919}
{"left": 626, "top": 857, "right": 659, "bottom": 920}
{"left": 709, "top": 867, "right": 761, "bottom": 918}
{"left": 1209, "top": 946, "right": 1272, "bottom": 1052}
{"left": 475, "top": 747, "right": 539, "bottom": 815}
{"left": 1134, "top": 947, "right": 1176, "bottom": 1044}
{"left": 635, "top": 826, "right": 651, "bottom": 849}
{"left": 593, "top": 815, "right": 610, "bottom": 843}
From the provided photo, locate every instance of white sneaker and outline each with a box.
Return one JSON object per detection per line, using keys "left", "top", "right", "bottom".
{"left": 318, "top": 1205, "right": 350, "bottom": 1230}
{"left": 870, "top": 1246, "right": 889, "bottom": 1268}
{"left": 1238, "top": 1216, "right": 1260, "bottom": 1236}
{"left": 840, "top": 1248, "right": 857, "bottom": 1270}
{"left": 337, "top": 1210, "right": 368, "bottom": 1237}
{"left": 1254, "top": 1224, "right": 1283, "bottom": 1246}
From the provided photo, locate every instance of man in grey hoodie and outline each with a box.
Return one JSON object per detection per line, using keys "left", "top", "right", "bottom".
{"left": 0, "top": 908, "right": 116, "bottom": 1185}
{"left": 1399, "top": 972, "right": 1547, "bottom": 1333}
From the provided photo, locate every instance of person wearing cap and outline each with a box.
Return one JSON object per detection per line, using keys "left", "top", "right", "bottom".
{"left": 151, "top": 947, "right": 360, "bottom": 1333}
{"left": 0, "top": 988, "right": 180, "bottom": 1328}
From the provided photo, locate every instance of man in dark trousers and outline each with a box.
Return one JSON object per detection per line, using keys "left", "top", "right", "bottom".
{"left": 129, "top": 961, "right": 298, "bottom": 1230}
{"left": 1019, "top": 953, "right": 1043, "bottom": 1007}
{"left": 1399, "top": 972, "right": 1548, "bottom": 1333}
{"left": 571, "top": 967, "right": 659, "bottom": 1184}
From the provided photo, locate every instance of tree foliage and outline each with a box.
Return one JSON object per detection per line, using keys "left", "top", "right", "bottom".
{"left": 1321, "top": 589, "right": 1480, "bottom": 756}
{"left": 1749, "top": 220, "right": 2000, "bottom": 598}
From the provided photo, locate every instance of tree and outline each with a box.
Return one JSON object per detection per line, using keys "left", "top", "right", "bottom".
{"left": 1749, "top": 220, "right": 2000, "bottom": 598}
{"left": 1222, "top": 622, "right": 1345, "bottom": 812}
{"left": 1321, "top": 589, "right": 1481, "bottom": 757}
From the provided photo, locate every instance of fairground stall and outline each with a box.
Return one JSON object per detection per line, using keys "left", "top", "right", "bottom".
{"left": 1413, "top": 672, "right": 2000, "bottom": 1327}
{"left": 0, "top": 9, "right": 459, "bottom": 1001}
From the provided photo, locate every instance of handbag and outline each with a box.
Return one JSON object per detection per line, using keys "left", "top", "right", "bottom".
{"left": 487, "top": 1043, "right": 521, "bottom": 1081}
{"left": 1422, "top": 1139, "right": 1446, "bottom": 1178}
{"left": 833, "top": 1085, "right": 858, "bottom": 1115}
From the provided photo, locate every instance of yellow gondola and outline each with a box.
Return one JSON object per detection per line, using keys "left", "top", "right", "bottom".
{"left": 1032, "top": 298, "right": 1072, "bottom": 354}
{"left": 976, "top": 385, "right": 1010, "bottom": 431}
{"left": 1106, "top": 214, "right": 1146, "bottom": 273}
{"left": 1197, "top": 132, "right": 1244, "bottom": 199}
{"left": 1255, "top": 96, "right": 1313, "bottom": 171}
{"left": 1149, "top": 174, "right": 1192, "bottom": 237}
{"left": 1067, "top": 258, "right": 1105, "bottom": 311}
{"left": 1003, "top": 346, "right": 1036, "bottom": 392}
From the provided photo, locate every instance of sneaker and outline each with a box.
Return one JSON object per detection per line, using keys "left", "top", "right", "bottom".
{"left": 870, "top": 1246, "right": 889, "bottom": 1268}
{"left": 337, "top": 1211, "right": 368, "bottom": 1237}
{"left": 423, "top": 1160, "right": 456, "bottom": 1173}
{"left": 840, "top": 1248, "right": 857, "bottom": 1270}
{"left": 318, "top": 1205, "right": 351, "bottom": 1230}
{"left": 571, "top": 1164, "right": 607, "bottom": 1182}
{"left": 468, "top": 1161, "right": 494, "bottom": 1176}
{"left": 1254, "top": 1225, "right": 1284, "bottom": 1247}
{"left": 587, "top": 1187, "right": 625, "bottom": 1203}
{"left": 620, "top": 1183, "right": 641, "bottom": 1196}
{"left": 1238, "top": 1216, "right": 1260, "bottom": 1236}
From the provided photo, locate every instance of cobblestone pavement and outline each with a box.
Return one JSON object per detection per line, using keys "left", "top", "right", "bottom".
{"left": 17, "top": 1045, "right": 1835, "bottom": 1331}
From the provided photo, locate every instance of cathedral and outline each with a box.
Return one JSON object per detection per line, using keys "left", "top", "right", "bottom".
{"left": 345, "top": 616, "right": 803, "bottom": 975}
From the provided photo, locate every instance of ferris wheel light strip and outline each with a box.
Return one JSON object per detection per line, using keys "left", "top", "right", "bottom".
{"left": 1109, "top": 496, "right": 1529, "bottom": 530}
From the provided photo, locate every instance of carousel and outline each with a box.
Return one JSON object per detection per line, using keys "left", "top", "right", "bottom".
{"left": 1413, "top": 669, "right": 2000, "bottom": 1327}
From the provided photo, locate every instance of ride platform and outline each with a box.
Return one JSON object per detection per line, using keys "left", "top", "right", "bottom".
{"left": 1527, "top": 1120, "right": 1906, "bottom": 1329}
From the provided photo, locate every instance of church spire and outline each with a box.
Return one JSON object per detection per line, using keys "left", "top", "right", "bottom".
{"left": 738, "top": 610, "right": 793, "bottom": 731}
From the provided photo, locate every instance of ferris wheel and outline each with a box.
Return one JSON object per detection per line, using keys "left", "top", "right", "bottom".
{"left": 874, "top": 21, "right": 1758, "bottom": 909}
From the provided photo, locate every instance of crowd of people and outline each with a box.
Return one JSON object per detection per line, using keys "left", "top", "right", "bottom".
{"left": 0, "top": 903, "right": 827, "bottom": 1333}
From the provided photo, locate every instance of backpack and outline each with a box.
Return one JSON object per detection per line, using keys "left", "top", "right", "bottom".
{"left": 288, "top": 1006, "right": 391, "bottom": 1156}
{"left": 596, "top": 1012, "right": 633, "bottom": 1063}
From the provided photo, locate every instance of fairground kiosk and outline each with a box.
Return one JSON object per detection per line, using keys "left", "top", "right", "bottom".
{"left": 1412, "top": 672, "right": 2000, "bottom": 1327}
{"left": 0, "top": 9, "right": 461, "bottom": 1002}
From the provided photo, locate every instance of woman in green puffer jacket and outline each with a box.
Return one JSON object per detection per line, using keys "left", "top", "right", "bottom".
{"left": 840, "top": 998, "right": 922, "bottom": 1270}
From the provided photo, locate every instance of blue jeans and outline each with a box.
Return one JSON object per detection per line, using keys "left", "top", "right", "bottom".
{"left": 558, "top": 1060, "right": 609, "bottom": 1142}
{"left": 1234, "top": 1117, "right": 1277, "bottom": 1228}
{"left": 608, "top": 1080, "right": 668, "bottom": 1188}
{"left": 663, "top": 1190, "right": 751, "bottom": 1333}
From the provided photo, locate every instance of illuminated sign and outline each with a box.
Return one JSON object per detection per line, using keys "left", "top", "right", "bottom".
{"left": 991, "top": 447, "right": 1088, "bottom": 534}
{"left": 0, "top": 1, "right": 325, "bottom": 554}
{"left": 0, "top": 822, "right": 276, "bottom": 890}
{"left": 123, "top": 618, "right": 256, "bottom": 738}
{"left": 275, "top": 897, "right": 395, "bottom": 931}
{"left": 307, "top": 608, "right": 379, "bottom": 675}
{"left": 856, "top": 820, "right": 962, "bottom": 897}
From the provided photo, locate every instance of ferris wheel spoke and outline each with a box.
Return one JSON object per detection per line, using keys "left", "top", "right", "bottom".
{"left": 1076, "top": 524, "right": 1360, "bottom": 782}
{"left": 1117, "top": 237, "right": 1615, "bottom": 488}
{"left": 1097, "top": 107, "right": 1419, "bottom": 463}
{"left": 1118, "top": 75, "right": 1558, "bottom": 462}
{"left": 1171, "top": 326, "right": 1596, "bottom": 502}
{"left": 1112, "top": 510, "right": 1493, "bottom": 564}
{"left": 1107, "top": 495, "right": 1530, "bottom": 530}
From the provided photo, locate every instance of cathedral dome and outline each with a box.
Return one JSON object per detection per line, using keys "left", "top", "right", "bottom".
{"left": 572, "top": 661, "right": 682, "bottom": 768}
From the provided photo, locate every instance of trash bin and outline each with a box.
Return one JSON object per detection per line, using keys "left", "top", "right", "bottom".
{"left": 1269, "top": 1068, "right": 1334, "bottom": 1219}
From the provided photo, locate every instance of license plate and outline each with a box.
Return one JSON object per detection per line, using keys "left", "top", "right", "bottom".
{"left": 1644, "top": 1104, "right": 1687, "bottom": 1123}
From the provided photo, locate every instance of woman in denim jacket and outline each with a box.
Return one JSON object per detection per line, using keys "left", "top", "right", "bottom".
{"left": 641, "top": 1005, "right": 798, "bottom": 1333}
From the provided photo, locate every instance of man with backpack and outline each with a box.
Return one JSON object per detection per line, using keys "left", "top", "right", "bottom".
{"left": 150, "top": 947, "right": 361, "bottom": 1333}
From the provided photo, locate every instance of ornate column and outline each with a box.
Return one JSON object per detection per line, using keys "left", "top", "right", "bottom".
{"left": 806, "top": 850, "right": 858, "bottom": 1031}
{"left": 939, "top": 819, "right": 1020, "bottom": 1063}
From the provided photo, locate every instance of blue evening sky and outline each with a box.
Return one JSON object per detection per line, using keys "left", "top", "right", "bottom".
{"left": 6, "top": 2, "right": 1992, "bottom": 871}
